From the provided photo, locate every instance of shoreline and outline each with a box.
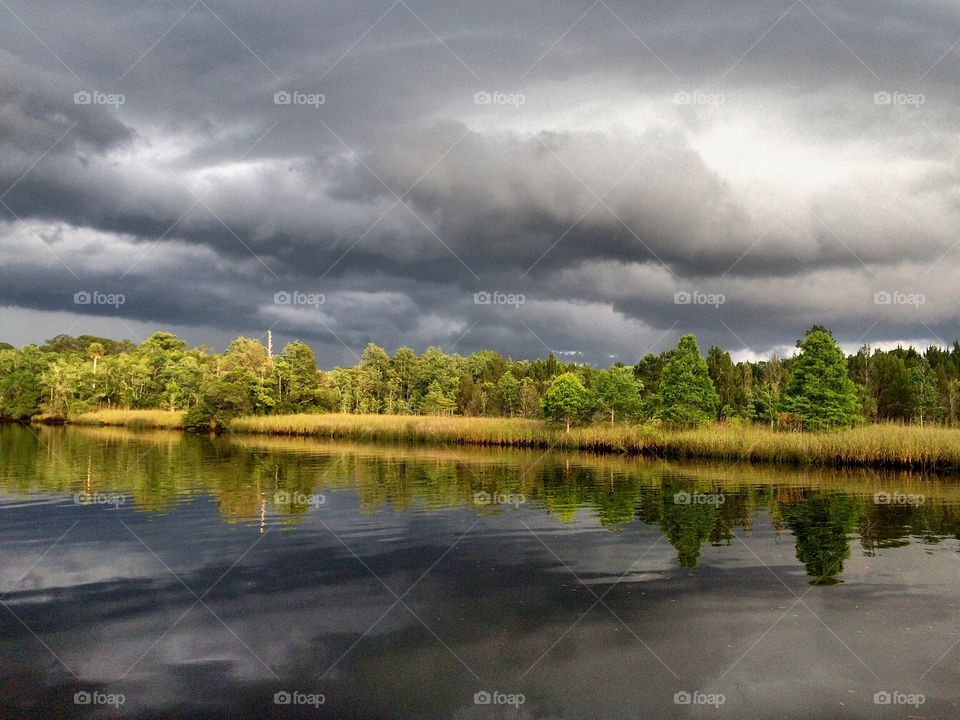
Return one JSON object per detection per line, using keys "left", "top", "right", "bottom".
{"left": 27, "top": 409, "right": 960, "bottom": 473}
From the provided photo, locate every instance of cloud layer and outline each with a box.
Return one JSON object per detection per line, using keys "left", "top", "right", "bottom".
{"left": 1, "top": 0, "right": 959, "bottom": 365}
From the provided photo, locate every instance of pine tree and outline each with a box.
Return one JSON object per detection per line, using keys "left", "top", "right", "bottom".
{"left": 782, "top": 328, "right": 860, "bottom": 430}
{"left": 655, "top": 334, "right": 719, "bottom": 427}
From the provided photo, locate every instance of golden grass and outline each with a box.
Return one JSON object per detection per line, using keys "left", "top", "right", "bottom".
{"left": 227, "top": 413, "right": 960, "bottom": 471}
{"left": 55, "top": 410, "right": 960, "bottom": 470}
{"left": 228, "top": 413, "right": 547, "bottom": 445}
{"left": 71, "top": 409, "right": 186, "bottom": 429}
{"left": 646, "top": 422, "right": 960, "bottom": 469}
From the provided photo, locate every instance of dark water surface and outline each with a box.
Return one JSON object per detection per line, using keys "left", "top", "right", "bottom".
{"left": 0, "top": 425, "right": 958, "bottom": 719}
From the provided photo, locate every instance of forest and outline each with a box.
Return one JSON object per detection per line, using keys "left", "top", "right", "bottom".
{"left": 0, "top": 326, "right": 955, "bottom": 433}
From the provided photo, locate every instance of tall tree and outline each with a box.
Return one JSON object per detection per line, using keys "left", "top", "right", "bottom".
{"left": 781, "top": 328, "right": 860, "bottom": 430}
{"left": 707, "top": 346, "right": 746, "bottom": 418}
{"left": 493, "top": 371, "right": 521, "bottom": 417}
{"left": 87, "top": 342, "right": 104, "bottom": 375}
{"left": 519, "top": 377, "right": 541, "bottom": 418}
{"left": 873, "top": 353, "right": 912, "bottom": 421}
{"left": 275, "top": 341, "right": 321, "bottom": 413}
{"left": 654, "top": 334, "right": 719, "bottom": 427}
{"left": 910, "top": 359, "right": 940, "bottom": 427}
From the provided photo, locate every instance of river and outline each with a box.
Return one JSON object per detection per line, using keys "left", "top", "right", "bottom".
{"left": 0, "top": 425, "right": 957, "bottom": 718}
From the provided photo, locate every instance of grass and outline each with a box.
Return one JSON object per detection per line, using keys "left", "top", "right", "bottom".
{"left": 56, "top": 409, "right": 960, "bottom": 471}
{"left": 71, "top": 409, "right": 186, "bottom": 430}
{"left": 229, "top": 413, "right": 547, "bottom": 445}
{"left": 227, "top": 413, "right": 960, "bottom": 471}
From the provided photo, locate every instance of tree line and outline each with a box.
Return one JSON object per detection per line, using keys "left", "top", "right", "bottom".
{"left": 0, "top": 326, "right": 957, "bottom": 431}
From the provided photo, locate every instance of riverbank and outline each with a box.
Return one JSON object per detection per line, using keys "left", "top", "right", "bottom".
{"left": 63, "top": 409, "right": 960, "bottom": 471}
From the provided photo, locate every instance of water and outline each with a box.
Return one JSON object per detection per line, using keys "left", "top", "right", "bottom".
{"left": 0, "top": 425, "right": 958, "bottom": 719}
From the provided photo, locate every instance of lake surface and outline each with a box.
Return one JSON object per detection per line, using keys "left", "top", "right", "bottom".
{"left": 0, "top": 425, "right": 958, "bottom": 719}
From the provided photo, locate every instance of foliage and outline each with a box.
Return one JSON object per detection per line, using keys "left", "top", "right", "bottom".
{"left": 706, "top": 346, "right": 748, "bottom": 419}
{"left": 594, "top": 366, "right": 643, "bottom": 423}
{"left": 541, "top": 373, "right": 592, "bottom": 431}
{"left": 782, "top": 329, "right": 860, "bottom": 430}
{"left": 654, "top": 334, "right": 719, "bottom": 427}
{"left": 3, "top": 327, "right": 960, "bottom": 441}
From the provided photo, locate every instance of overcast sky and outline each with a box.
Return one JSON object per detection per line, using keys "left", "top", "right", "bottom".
{"left": 0, "top": 0, "right": 958, "bottom": 366}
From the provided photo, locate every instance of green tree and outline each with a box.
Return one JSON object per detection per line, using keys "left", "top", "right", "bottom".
{"left": 654, "top": 334, "right": 719, "bottom": 427}
{"left": 87, "top": 342, "right": 104, "bottom": 375}
{"left": 910, "top": 359, "right": 940, "bottom": 427}
{"left": 594, "top": 366, "right": 643, "bottom": 424}
{"left": 415, "top": 347, "right": 462, "bottom": 412}
{"left": 749, "top": 356, "right": 785, "bottom": 427}
{"left": 494, "top": 371, "right": 521, "bottom": 417}
{"left": 519, "top": 377, "right": 540, "bottom": 418}
{"left": 634, "top": 351, "right": 671, "bottom": 411}
{"left": 387, "top": 346, "right": 418, "bottom": 413}
{"left": 0, "top": 346, "right": 48, "bottom": 420}
{"left": 420, "top": 380, "right": 457, "bottom": 415}
{"left": 873, "top": 352, "right": 912, "bottom": 421}
{"left": 186, "top": 337, "right": 271, "bottom": 428}
{"left": 541, "top": 372, "right": 591, "bottom": 432}
{"left": 781, "top": 328, "right": 860, "bottom": 430}
{"left": 274, "top": 341, "right": 321, "bottom": 413}
{"left": 707, "top": 346, "right": 746, "bottom": 418}
{"left": 358, "top": 343, "right": 391, "bottom": 413}
{"left": 41, "top": 334, "right": 134, "bottom": 355}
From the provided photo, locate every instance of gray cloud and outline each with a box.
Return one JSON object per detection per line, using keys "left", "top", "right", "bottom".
{"left": 1, "top": 0, "right": 959, "bottom": 365}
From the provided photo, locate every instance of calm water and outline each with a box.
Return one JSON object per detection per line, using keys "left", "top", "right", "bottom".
{"left": 0, "top": 426, "right": 958, "bottom": 719}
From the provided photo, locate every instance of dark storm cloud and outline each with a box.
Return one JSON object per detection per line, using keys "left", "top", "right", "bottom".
{"left": 2, "top": 0, "right": 960, "bottom": 364}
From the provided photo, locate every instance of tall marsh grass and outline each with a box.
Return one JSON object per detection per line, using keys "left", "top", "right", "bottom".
{"left": 57, "top": 410, "right": 960, "bottom": 470}
{"left": 227, "top": 413, "right": 960, "bottom": 471}
{"left": 71, "top": 409, "right": 186, "bottom": 430}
